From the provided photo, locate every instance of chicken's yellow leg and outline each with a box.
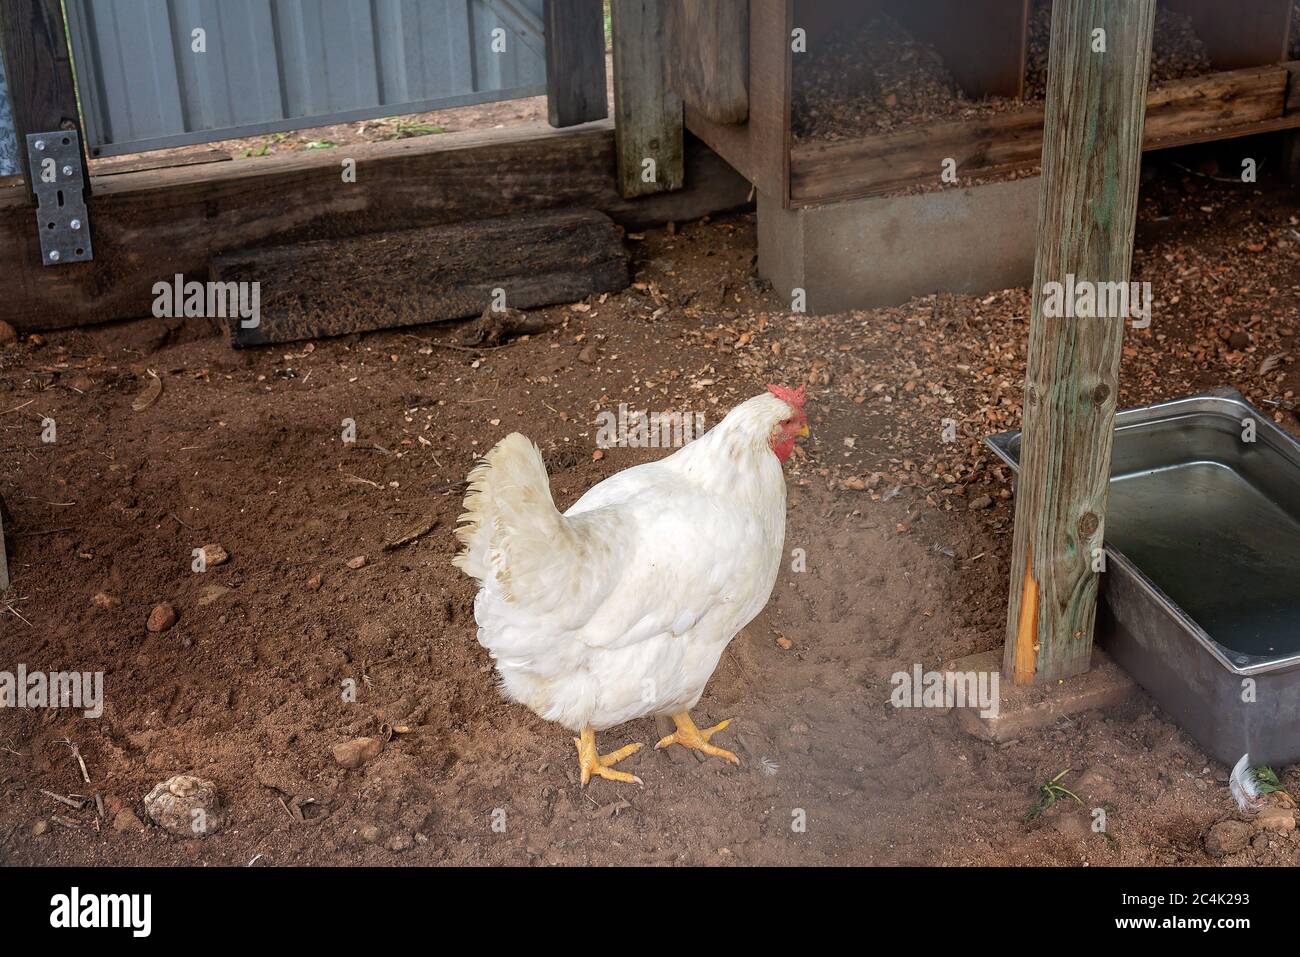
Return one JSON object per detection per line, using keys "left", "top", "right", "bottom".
{"left": 574, "top": 728, "right": 643, "bottom": 786}
{"left": 654, "top": 712, "right": 739, "bottom": 765}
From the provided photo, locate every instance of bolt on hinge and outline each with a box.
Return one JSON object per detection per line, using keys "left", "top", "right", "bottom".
{"left": 26, "top": 131, "right": 92, "bottom": 266}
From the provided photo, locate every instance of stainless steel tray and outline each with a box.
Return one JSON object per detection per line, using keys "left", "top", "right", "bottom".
{"left": 986, "top": 389, "right": 1300, "bottom": 766}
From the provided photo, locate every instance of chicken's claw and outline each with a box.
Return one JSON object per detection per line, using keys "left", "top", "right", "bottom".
{"left": 574, "top": 729, "right": 643, "bottom": 786}
{"left": 655, "top": 712, "right": 740, "bottom": 765}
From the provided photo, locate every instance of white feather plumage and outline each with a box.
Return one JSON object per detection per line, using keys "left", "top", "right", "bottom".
{"left": 454, "top": 391, "right": 796, "bottom": 731}
{"left": 1229, "top": 753, "right": 1262, "bottom": 811}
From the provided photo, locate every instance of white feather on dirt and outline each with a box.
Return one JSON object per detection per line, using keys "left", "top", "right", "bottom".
{"left": 1229, "top": 753, "right": 1262, "bottom": 811}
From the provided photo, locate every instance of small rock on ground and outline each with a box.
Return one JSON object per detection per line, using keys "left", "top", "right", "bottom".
{"left": 113, "top": 807, "right": 146, "bottom": 832}
{"left": 199, "top": 543, "right": 230, "bottom": 567}
{"left": 1205, "top": 819, "right": 1252, "bottom": 856}
{"left": 146, "top": 602, "right": 177, "bottom": 633}
{"left": 1255, "top": 807, "right": 1296, "bottom": 833}
{"left": 143, "top": 774, "right": 224, "bottom": 837}
{"left": 331, "top": 737, "right": 384, "bottom": 770}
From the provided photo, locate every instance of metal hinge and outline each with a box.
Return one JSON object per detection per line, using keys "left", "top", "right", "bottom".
{"left": 26, "top": 131, "right": 92, "bottom": 266}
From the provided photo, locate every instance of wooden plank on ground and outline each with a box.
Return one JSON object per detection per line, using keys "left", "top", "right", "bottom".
{"left": 1004, "top": 0, "right": 1156, "bottom": 685}
{"left": 0, "top": 0, "right": 87, "bottom": 199}
{"left": 93, "top": 149, "right": 232, "bottom": 177}
{"left": 544, "top": 0, "right": 608, "bottom": 128}
{"left": 611, "top": 0, "right": 683, "bottom": 197}
{"left": 212, "top": 208, "right": 629, "bottom": 347}
{"left": 0, "top": 121, "right": 750, "bottom": 332}
{"left": 665, "top": 0, "right": 749, "bottom": 124}
{"left": 789, "top": 65, "right": 1288, "bottom": 203}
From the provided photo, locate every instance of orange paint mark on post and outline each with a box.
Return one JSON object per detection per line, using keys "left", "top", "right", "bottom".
{"left": 1013, "top": 547, "right": 1040, "bottom": 684}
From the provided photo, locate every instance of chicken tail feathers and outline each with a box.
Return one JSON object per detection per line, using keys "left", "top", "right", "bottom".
{"left": 453, "top": 433, "right": 564, "bottom": 596}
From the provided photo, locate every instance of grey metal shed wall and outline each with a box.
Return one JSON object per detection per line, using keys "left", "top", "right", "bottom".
{"left": 0, "top": 54, "right": 16, "bottom": 175}
{"left": 64, "top": 0, "right": 547, "bottom": 157}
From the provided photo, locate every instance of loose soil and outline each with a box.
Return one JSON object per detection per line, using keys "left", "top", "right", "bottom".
{"left": 1, "top": 149, "right": 1298, "bottom": 867}
{"left": 792, "top": 11, "right": 1017, "bottom": 143}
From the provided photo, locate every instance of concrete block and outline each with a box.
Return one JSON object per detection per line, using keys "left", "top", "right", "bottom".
{"left": 759, "top": 176, "right": 1041, "bottom": 313}
{"left": 944, "top": 647, "right": 1139, "bottom": 743}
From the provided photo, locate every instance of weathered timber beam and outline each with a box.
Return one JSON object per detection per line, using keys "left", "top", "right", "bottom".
{"left": 213, "top": 208, "right": 629, "bottom": 347}
{"left": 1004, "top": 0, "right": 1156, "bottom": 685}
{"left": 611, "top": 0, "right": 684, "bottom": 197}
{"left": 0, "top": 121, "right": 749, "bottom": 332}
{"left": 665, "top": 0, "right": 749, "bottom": 124}
{"left": 789, "top": 65, "right": 1290, "bottom": 204}
{"left": 681, "top": 0, "right": 791, "bottom": 205}
{"left": 544, "top": 0, "right": 608, "bottom": 128}
{"left": 0, "top": 0, "right": 86, "bottom": 201}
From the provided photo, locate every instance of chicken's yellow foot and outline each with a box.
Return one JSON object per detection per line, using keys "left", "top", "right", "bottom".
{"left": 654, "top": 712, "right": 739, "bottom": 765}
{"left": 574, "top": 728, "right": 643, "bottom": 786}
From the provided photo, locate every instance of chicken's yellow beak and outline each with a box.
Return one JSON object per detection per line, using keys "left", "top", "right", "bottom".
{"left": 798, "top": 423, "right": 810, "bottom": 438}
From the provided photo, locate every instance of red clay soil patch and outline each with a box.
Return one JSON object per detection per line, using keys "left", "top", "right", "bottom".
{"left": 1, "top": 158, "right": 1298, "bottom": 866}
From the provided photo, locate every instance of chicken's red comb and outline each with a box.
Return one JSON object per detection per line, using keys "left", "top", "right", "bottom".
{"left": 767, "top": 383, "right": 807, "bottom": 409}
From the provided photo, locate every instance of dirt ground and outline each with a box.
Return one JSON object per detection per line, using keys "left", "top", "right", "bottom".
{"left": 1, "top": 143, "right": 1299, "bottom": 867}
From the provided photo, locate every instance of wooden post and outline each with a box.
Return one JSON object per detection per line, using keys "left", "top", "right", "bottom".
{"left": 665, "top": 0, "right": 749, "bottom": 124}
{"left": 0, "top": 0, "right": 88, "bottom": 202}
{"left": 543, "top": 0, "right": 607, "bottom": 128}
{"left": 1004, "top": 0, "right": 1156, "bottom": 685}
{"left": 610, "top": 0, "right": 683, "bottom": 198}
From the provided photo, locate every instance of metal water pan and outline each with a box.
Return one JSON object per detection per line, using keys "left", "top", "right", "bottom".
{"left": 986, "top": 390, "right": 1300, "bottom": 766}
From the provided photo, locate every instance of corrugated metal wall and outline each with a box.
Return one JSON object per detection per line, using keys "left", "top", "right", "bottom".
{"left": 64, "top": 0, "right": 547, "bottom": 157}
{"left": 0, "top": 54, "right": 17, "bottom": 176}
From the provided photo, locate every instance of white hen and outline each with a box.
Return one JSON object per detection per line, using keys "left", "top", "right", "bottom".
{"left": 453, "top": 385, "right": 809, "bottom": 785}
